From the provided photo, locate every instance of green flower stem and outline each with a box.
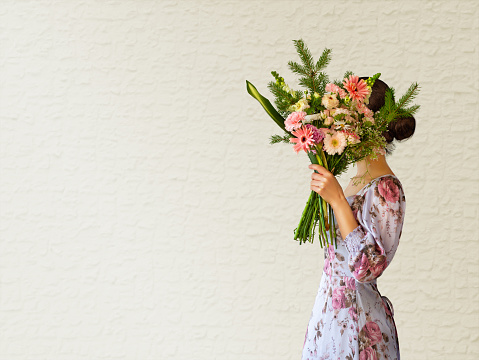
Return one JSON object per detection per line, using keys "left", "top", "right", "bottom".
{"left": 320, "top": 198, "right": 329, "bottom": 246}
{"left": 320, "top": 149, "right": 329, "bottom": 171}
{"left": 331, "top": 149, "right": 347, "bottom": 173}
{"left": 295, "top": 191, "right": 313, "bottom": 243}
{"left": 314, "top": 151, "right": 329, "bottom": 246}
{"left": 303, "top": 193, "right": 314, "bottom": 241}
{"left": 328, "top": 205, "right": 335, "bottom": 248}
{"left": 317, "top": 198, "right": 325, "bottom": 248}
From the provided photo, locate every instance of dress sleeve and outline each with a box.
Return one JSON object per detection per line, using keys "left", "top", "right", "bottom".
{"left": 343, "top": 176, "right": 406, "bottom": 283}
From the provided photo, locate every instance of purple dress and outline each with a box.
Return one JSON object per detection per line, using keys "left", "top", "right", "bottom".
{"left": 301, "top": 175, "right": 405, "bottom": 360}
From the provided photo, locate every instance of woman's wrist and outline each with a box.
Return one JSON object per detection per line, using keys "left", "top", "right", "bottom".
{"left": 330, "top": 194, "right": 348, "bottom": 210}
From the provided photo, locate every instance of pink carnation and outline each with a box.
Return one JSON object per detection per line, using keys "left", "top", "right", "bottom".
{"left": 325, "top": 83, "right": 341, "bottom": 93}
{"left": 305, "top": 124, "right": 324, "bottom": 144}
{"left": 285, "top": 111, "right": 306, "bottom": 131}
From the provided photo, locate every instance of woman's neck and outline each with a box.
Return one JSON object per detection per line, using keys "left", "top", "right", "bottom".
{"left": 354, "top": 153, "right": 394, "bottom": 181}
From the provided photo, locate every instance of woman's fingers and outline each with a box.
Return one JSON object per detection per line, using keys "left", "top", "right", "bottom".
{"left": 308, "top": 164, "right": 329, "bottom": 175}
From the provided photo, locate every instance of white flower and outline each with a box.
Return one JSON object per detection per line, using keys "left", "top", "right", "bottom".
{"left": 324, "top": 116, "right": 334, "bottom": 126}
{"left": 346, "top": 132, "right": 361, "bottom": 144}
{"left": 292, "top": 98, "right": 310, "bottom": 112}
{"left": 321, "top": 93, "right": 339, "bottom": 110}
{"left": 334, "top": 108, "right": 350, "bottom": 116}
{"left": 333, "top": 120, "right": 354, "bottom": 131}
{"left": 304, "top": 113, "right": 322, "bottom": 122}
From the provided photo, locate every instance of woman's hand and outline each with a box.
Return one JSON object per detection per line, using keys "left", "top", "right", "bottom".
{"left": 309, "top": 164, "right": 346, "bottom": 208}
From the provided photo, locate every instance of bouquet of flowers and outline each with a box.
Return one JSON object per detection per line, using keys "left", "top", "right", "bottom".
{"left": 246, "top": 39, "right": 419, "bottom": 248}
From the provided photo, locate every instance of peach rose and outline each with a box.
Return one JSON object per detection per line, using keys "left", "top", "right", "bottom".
{"left": 353, "top": 253, "right": 370, "bottom": 281}
{"left": 332, "top": 286, "right": 346, "bottom": 310}
{"left": 359, "top": 347, "right": 378, "bottom": 360}
{"left": 323, "top": 258, "right": 331, "bottom": 276}
{"left": 327, "top": 244, "right": 335, "bottom": 260}
{"left": 348, "top": 307, "right": 358, "bottom": 321}
{"left": 345, "top": 277, "right": 356, "bottom": 290}
{"left": 370, "top": 257, "right": 387, "bottom": 279}
{"left": 378, "top": 177, "right": 400, "bottom": 203}
{"left": 363, "top": 321, "right": 382, "bottom": 345}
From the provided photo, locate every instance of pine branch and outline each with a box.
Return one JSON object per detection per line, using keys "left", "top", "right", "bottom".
{"left": 396, "top": 83, "right": 419, "bottom": 110}
{"left": 267, "top": 81, "right": 298, "bottom": 112}
{"left": 292, "top": 39, "right": 314, "bottom": 73}
{"left": 404, "top": 104, "right": 420, "bottom": 116}
{"left": 315, "top": 48, "right": 332, "bottom": 71}
{"left": 270, "top": 133, "right": 293, "bottom": 144}
{"left": 288, "top": 61, "right": 307, "bottom": 76}
{"left": 343, "top": 70, "right": 353, "bottom": 80}
{"left": 386, "top": 83, "right": 419, "bottom": 123}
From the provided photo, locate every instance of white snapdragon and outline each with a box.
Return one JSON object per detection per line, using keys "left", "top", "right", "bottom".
{"left": 291, "top": 98, "right": 310, "bottom": 112}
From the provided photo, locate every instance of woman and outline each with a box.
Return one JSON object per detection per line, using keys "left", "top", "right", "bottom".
{"left": 301, "top": 79, "right": 415, "bottom": 360}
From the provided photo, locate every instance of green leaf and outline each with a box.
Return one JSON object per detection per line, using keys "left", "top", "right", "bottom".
{"left": 246, "top": 80, "right": 288, "bottom": 133}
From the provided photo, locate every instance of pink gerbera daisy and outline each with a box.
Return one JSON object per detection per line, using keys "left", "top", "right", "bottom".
{"left": 290, "top": 126, "right": 315, "bottom": 153}
{"left": 343, "top": 75, "right": 370, "bottom": 102}
{"left": 323, "top": 131, "right": 347, "bottom": 155}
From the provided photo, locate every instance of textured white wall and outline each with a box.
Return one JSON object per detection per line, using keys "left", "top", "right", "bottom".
{"left": 0, "top": 0, "right": 478, "bottom": 359}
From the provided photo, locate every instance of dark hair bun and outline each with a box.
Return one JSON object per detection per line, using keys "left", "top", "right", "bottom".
{"left": 359, "top": 76, "right": 416, "bottom": 144}
{"left": 383, "top": 116, "right": 416, "bottom": 143}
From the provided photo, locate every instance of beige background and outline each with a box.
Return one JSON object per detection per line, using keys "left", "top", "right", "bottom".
{"left": 1, "top": 0, "right": 478, "bottom": 359}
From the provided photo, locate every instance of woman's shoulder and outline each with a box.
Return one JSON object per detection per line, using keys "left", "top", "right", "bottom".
{"left": 369, "top": 174, "right": 405, "bottom": 207}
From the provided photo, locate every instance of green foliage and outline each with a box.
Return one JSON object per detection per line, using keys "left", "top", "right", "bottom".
{"left": 270, "top": 133, "right": 293, "bottom": 144}
{"left": 366, "top": 73, "right": 381, "bottom": 87}
{"left": 343, "top": 70, "right": 354, "bottom": 80}
{"left": 267, "top": 71, "right": 302, "bottom": 115}
{"left": 266, "top": 39, "right": 334, "bottom": 117}
{"left": 376, "top": 83, "right": 420, "bottom": 128}
{"left": 332, "top": 70, "right": 353, "bottom": 88}
{"left": 287, "top": 39, "right": 331, "bottom": 95}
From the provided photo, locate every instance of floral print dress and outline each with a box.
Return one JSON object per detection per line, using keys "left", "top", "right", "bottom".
{"left": 301, "top": 175, "right": 405, "bottom": 360}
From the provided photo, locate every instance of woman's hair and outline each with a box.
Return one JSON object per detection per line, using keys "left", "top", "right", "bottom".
{"left": 359, "top": 77, "right": 416, "bottom": 155}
